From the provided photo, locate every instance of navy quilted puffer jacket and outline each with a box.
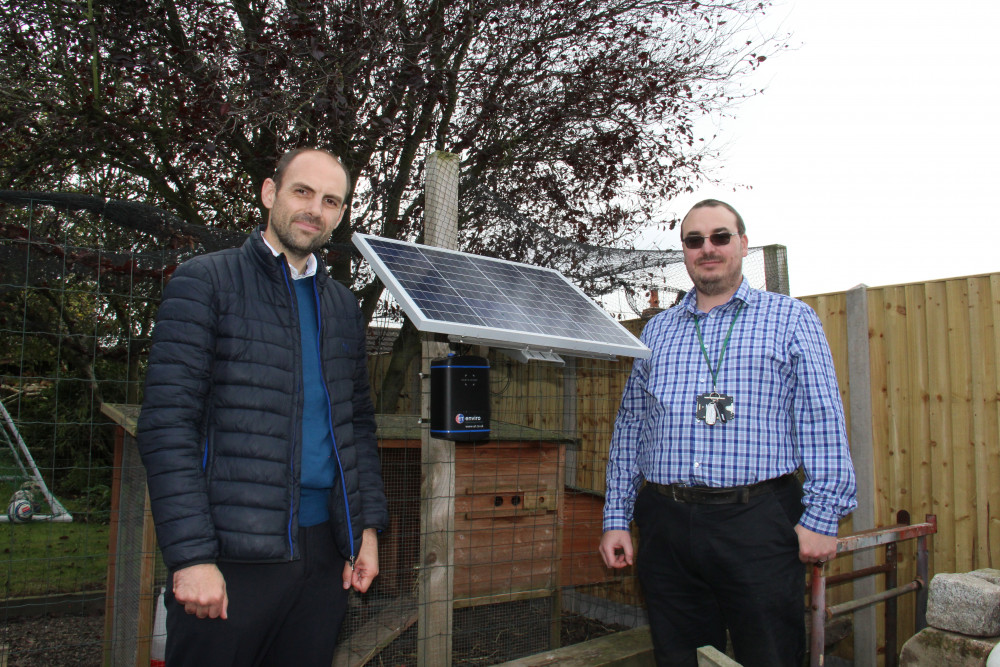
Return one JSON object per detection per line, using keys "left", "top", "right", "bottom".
{"left": 137, "top": 228, "right": 388, "bottom": 571}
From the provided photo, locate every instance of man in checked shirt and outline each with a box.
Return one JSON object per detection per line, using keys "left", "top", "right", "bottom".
{"left": 599, "top": 199, "right": 857, "bottom": 667}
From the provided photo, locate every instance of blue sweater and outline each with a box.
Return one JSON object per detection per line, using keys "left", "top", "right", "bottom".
{"left": 294, "top": 278, "right": 336, "bottom": 527}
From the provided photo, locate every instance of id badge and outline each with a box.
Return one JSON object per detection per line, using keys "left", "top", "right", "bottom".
{"left": 695, "top": 392, "right": 735, "bottom": 425}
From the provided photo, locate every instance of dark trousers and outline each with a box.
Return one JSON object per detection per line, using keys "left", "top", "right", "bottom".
{"left": 164, "top": 522, "right": 349, "bottom": 667}
{"left": 634, "top": 478, "right": 806, "bottom": 667}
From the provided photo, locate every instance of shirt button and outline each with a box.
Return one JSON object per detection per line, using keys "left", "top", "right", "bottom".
{"left": 693, "top": 462, "right": 700, "bottom": 468}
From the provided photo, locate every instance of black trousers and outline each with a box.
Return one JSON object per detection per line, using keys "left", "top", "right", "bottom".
{"left": 634, "top": 478, "right": 806, "bottom": 667}
{"left": 164, "top": 522, "right": 349, "bottom": 667}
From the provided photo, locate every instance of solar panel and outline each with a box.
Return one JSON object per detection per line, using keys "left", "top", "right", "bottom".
{"left": 353, "top": 233, "right": 650, "bottom": 359}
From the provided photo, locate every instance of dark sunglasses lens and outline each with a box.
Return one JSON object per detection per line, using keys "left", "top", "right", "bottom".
{"left": 683, "top": 236, "right": 705, "bottom": 249}
{"left": 710, "top": 233, "right": 733, "bottom": 246}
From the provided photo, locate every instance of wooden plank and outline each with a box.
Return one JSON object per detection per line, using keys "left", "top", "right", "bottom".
{"left": 454, "top": 588, "right": 555, "bottom": 610}
{"left": 135, "top": 491, "right": 158, "bottom": 667}
{"left": 491, "top": 625, "right": 654, "bottom": 667}
{"left": 924, "top": 281, "right": 955, "bottom": 574}
{"left": 563, "top": 357, "right": 579, "bottom": 488}
{"left": 463, "top": 508, "right": 548, "bottom": 521}
{"left": 866, "top": 288, "right": 893, "bottom": 527}
{"left": 882, "top": 284, "right": 915, "bottom": 642}
{"left": 904, "top": 285, "right": 933, "bottom": 532}
{"left": 552, "top": 442, "right": 567, "bottom": 648}
{"left": 973, "top": 275, "right": 1000, "bottom": 567}
{"left": 903, "top": 279, "right": 939, "bottom": 649}
{"left": 464, "top": 483, "right": 548, "bottom": 495}
{"left": 454, "top": 534, "right": 558, "bottom": 565}
{"left": 331, "top": 597, "right": 417, "bottom": 667}
{"left": 947, "top": 279, "right": 974, "bottom": 572}
{"left": 989, "top": 275, "right": 1000, "bottom": 562}
{"left": 455, "top": 568, "right": 556, "bottom": 599}
{"left": 576, "top": 362, "right": 597, "bottom": 492}
{"left": 881, "top": 286, "right": 913, "bottom": 515}
{"left": 562, "top": 491, "right": 613, "bottom": 587}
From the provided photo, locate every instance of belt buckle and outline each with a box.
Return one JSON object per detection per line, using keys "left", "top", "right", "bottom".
{"left": 671, "top": 484, "right": 685, "bottom": 503}
{"left": 736, "top": 487, "right": 750, "bottom": 504}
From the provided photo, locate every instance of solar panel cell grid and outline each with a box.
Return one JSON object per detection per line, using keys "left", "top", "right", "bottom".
{"left": 353, "top": 234, "right": 650, "bottom": 359}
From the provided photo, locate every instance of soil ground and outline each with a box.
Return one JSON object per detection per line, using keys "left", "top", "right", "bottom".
{"left": 0, "top": 603, "right": 626, "bottom": 666}
{"left": 1, "top": 611, "right": 104, "bottom": 667}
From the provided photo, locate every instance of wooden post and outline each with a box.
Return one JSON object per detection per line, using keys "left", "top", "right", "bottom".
{"left": 762, "top": 244, "right": 790, "bottom": 295}
{"left": 846, "top": 284, "right": 876, "bottom": 666}
{"left": 562, "top": 357, "right": 578, "bottom": 488}
{"left": 417, "top": 151, "right": 460, "bottom": 666}
{"left": 101, "top": 424, "right": 124, "bottom": 667}
{"left": 99, "top": 404, "right": 158, "bottom": 667}
{"left": 418, "top": 341, "right": 455, "bottom": 666}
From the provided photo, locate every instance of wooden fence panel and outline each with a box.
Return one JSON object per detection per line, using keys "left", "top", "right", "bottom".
{"left": 804, "top": 273, "right": 1000, "bottom": 661}
{"left": 574, "top": 358, "right": 632, "bottom": 494}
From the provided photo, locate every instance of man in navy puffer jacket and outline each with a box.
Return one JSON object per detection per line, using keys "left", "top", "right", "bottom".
{"left": 137, "top": 148, "right": 388, "bottom": 666}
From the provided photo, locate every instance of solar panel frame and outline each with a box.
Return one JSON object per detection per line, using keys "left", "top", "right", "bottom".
{"left": 353, "top": 233, "right": 651, "bottom": 359}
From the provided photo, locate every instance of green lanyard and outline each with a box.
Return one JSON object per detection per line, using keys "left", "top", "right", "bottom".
{"left": 693, "top": 302, "right": 745, "bottom": 390}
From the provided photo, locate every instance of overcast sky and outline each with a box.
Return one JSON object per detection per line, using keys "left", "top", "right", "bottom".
{"left": 647, "top": 0, "right": 1000, "bottom": 297}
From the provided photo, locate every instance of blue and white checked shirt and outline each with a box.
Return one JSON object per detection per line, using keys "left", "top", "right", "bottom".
{"left": 604, "top": 279, "right": 857, "bottom": 536}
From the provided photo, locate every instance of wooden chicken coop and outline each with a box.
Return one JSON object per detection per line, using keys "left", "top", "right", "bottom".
{"left": 376, "top": 415, "right": 575, "bottom": 608}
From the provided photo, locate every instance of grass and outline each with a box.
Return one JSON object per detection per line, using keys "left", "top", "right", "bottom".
{"left": 1, "top": 509, "right": 110, "bottom": 599}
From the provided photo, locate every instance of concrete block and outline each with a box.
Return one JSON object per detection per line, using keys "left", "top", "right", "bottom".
{"left": 926, "top": 573, "right": 1000, "bottom": 636}
{"left": 899, "top": 627, "right": 1000, "bottom": 666}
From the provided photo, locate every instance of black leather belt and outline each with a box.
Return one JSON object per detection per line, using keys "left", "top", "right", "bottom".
{"left": 649, "top": 474, "right": 794, "bottom": 505}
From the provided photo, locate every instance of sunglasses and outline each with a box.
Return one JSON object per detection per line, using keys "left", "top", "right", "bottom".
{"left": 682, "top": 232, "right": 738, "bottom": 250}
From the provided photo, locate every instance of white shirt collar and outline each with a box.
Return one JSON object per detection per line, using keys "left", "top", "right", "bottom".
{"left": 260, "top": 234, "right": 318, "bottom": 280}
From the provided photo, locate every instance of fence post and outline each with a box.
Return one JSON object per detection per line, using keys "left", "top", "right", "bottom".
{"left": 417, "top": 151, "right": 461, "bottom": 666}
{"left": 762, "top": 244, "right": 790, "bottom": 295}
{"left": 846, "top": 283, "right": 876, "bottom": 665}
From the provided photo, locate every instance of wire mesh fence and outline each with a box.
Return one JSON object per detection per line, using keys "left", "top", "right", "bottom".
{"left": 0, "top": 187, "right": 786, "bottom": 665}
{"left": 0, "top": 196, "right": 168, "bottom": 665}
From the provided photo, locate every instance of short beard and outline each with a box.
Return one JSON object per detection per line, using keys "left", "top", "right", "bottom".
{"left": 692, "top": 259, "right": 742, "bottom": 297}
{"left": 273, "top": 215, "right": 331, "bottom": 258}
{"left": 693, "top": 275, "right": 732, "bottom": 296}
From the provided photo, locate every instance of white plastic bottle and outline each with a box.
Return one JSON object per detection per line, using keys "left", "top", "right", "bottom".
{"left": 150, "top": 586, "right": 167, "bottom": 667}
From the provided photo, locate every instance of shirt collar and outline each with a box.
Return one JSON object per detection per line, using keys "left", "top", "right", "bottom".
{"left": 260, "top": 235, "right": 317, "bottom": 280}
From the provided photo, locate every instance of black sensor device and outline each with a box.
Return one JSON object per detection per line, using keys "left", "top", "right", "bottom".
{"left": 430, "top": 354, "right": 490, "bottom": 441}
